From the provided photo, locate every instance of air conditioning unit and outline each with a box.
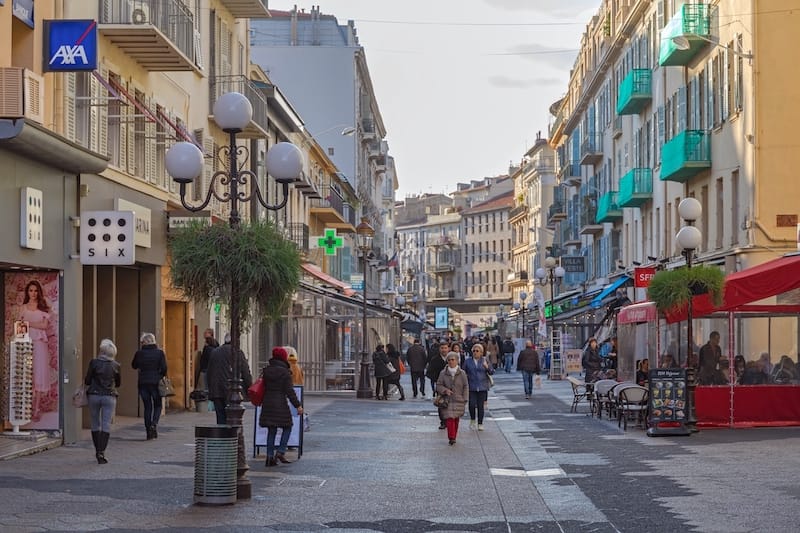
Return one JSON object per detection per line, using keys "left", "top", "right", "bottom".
{"left": 0, "top": 67, "right": 45, "bottom": 124}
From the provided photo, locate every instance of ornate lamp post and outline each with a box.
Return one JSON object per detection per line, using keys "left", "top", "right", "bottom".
{"left": 536, "top": 257, "right": 566, "bottom": 343}
{"left": 165, "top": 91, "right": 300, "bottom": 500}
{"left": 356, "top": 217, "right": 375, "bottom": 399}
{"left": 676, "top": 197, "right": 703, "bottom": 431}
{"left": 513, "top": 291, "right": 531, "bottom": 338}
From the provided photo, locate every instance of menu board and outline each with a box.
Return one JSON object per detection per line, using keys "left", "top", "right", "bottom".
{"left": 647, "top": 368, "right": 690, "bottom": 436}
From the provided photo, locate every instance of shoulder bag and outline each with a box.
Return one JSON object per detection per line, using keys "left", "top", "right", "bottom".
{"left": 248, "top": 376, "right": 265, "bottom": 406}
{"left": 159, "top": 376, "right": 176, "bottom": 397}
{"left": 72, "top": 385, "right": 88, "bottom": 408}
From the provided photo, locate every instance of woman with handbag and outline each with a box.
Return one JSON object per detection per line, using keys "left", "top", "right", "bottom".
{"left": 463, "top": 342, "right": 493, "bottom": 430}
{"left": 259, "top": 347, "right": 303, "bottom": 466}
{"left": 85, "top": 339, "right": 121, "bottom": 464}
{"left": 372, "top": 344, "right": 392, "bottom": 400}
{"left": 436, "top": 352, "right": 469, "bottom": 445}
{"left": 131, "top": 332, "right": 168, "bottom": 440}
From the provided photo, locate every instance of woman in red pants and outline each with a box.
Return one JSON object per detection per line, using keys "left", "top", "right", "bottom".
{"left": 436, "top": 352, "right": 469, "bottom": 445}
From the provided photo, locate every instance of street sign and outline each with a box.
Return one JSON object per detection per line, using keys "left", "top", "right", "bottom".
{"left": 561, "top": 256, "right": 585, "bottom": 273}
{"left": 316, "top": 229, "right": 343, "bottom": 256}
{"left": 80, "top": 210, "right": 135, "bottom": 265}
{"left": 350, "top": 274, "right": 364, "bottom": 290}
{"left": 634, "top": 267, "right": 657, "bottom": 288}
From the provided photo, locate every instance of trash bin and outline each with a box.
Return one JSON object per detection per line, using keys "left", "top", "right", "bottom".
{"left": 190, "top": 390, "right": 209, "bottom": 413}
{"left": 194, "top": 425, "right": 238, "bottom": 505}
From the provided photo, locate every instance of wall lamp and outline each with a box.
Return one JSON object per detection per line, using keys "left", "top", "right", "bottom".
{"left": 671, "top": 34, "right": 752, "bottom": 60}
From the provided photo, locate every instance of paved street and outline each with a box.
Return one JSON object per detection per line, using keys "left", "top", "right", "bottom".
{"left": 1, "top": 372, "right": 798, "bottom": 532}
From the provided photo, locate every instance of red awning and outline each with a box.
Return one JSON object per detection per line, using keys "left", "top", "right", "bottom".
{"left": 617, "top": 301, "right": 658, "bottom": 324}
{"left": 664, "top": 254, "right": 800, "bottom": 323}
{"left": 301, "top": 263, "right": 355, "bottom": 296}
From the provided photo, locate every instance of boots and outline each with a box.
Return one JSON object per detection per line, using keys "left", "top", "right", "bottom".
{"left": 146, "top": 425, "right": 158, "bottom": 440}
{"left": 265, "top": 456, "right": 277, "bottom": 467}
{"left": 398, "top": 385, "right": 405, "bottom": 401}
{"left": 151, "top": 425, "right": 157, "bottom": 439}
{"left": 91, "top": 430, "right": 99, "bottom": 452}
{"left": 275, "top": 452, "right": 292, "bottom": 464}
{"left": 96, "top": 431, "right": 109, "bottom": 464}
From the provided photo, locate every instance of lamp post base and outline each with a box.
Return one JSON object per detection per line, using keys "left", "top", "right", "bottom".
{"left": 225, "top": 396, "right": 251, "bottom": 500}
{"left": 685, "top": 367, "right": 699, "bottom": 433}
{"left": 356, "top": 352, "right": 373, "bottom": 399}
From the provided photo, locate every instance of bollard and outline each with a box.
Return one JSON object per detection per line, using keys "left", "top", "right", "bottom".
{"left": 194, "top": 425, "right": 238, "bottom": 505}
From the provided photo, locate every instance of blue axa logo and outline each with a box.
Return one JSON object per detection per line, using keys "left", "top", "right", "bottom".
{"left": 49, "top": 45, "right": 89, "bottom": 66}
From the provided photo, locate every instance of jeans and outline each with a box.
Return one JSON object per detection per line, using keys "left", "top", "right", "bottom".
{"left": 266, "top": 425, "right": 292, "bottom": 457}
{"left": 521, "top": 370, "right": 535, "bottom": 396}
{"left": 212, "top": 398, "right": 227, "bottom": 424}
{"left": 138, "top": 384, "right": 162, "bottom": 428}
{"left": 410, "top": 371, "right": 426, "bottom": 396}
{"left": 88, "top": 394, "right": 116, "bottom": 433}
{"left": 468, "top": 390, "right": 488, "bottom": 423}
{"left": 503, "top": 353, "right": 514, "bottom": 372}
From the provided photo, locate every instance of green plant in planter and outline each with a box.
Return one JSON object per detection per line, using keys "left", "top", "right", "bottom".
{"left": 647, "top": 264, "right": 726, "bottom": 314}
{"left": 168, "top": 219, "right": 301, "bottom": 325}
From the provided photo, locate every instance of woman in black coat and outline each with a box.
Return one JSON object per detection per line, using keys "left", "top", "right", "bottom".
{"left": 131, "top": 332, "right": 167, "bottom": 440}
{"left": 259, "top": 347, "right": 303, "bottom": 466}
{"left": 385, "top": 343, "right": 405, "bottom": 401}
{"left": 372, "top": 344, "right": 392, "bottom": 400}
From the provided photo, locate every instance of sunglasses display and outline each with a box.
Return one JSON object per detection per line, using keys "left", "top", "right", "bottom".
{"left": 7, "top": 339, "right": 34, "bottom": 425}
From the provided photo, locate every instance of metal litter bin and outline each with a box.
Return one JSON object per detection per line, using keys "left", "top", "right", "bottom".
{"left": 194, "top": 425, "right": 238, "bottom": 505}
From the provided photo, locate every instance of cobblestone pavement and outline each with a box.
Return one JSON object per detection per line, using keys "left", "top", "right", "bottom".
{"left": 1, "top": 373, "right": 798, "bottom": 532}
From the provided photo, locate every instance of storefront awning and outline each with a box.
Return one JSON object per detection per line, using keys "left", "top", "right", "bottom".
{"left": 665, "top": 253, "right": 800, "bottom": 323}
{"left": 300, "top": 263, "right": 355, "bottom": 296}
{"left": 591, "top": 275, "right": 631, "bottom": 308}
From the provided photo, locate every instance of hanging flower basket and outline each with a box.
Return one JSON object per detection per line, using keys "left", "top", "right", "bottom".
{"left": 168, "top": 219, "right": 301, "bottom": 324}
{"left": 647, "top": 265, "right": 726, "bottom": 314}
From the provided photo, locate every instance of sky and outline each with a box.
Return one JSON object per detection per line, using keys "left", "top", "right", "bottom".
{"left": 274, "top": 0, "right": 600, "bottom": 199}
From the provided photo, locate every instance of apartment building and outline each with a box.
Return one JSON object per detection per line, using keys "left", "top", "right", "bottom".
{"left": 548, "top": 0, "right": 800, "bottom": 357}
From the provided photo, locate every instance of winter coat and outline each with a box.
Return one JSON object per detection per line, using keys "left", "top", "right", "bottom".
{"left": 258, "top": 359, "right": 301, "bottom": 428}
{"left": 131, "top": 344, "right": 167, "bottom": 386}
{"left": 206, "top": 342, "right": 253, "bottom": 400}
{"left": 464, "top": 356, "right": 493, "bottom": 391}
{"left": 501, "top": 339, "right": 516, "bottom": 355}
{"left": 386, "top": 350, "right": 402, "bottom": 382}
{"left": 582, "top": 346, "right": 602, "bottom": 373}
{"left": 426, "top": 354, "right": 447, "bottom": 381}
{"left": 486, "top": 341, "right": 499, "bottom": 367}
{"left": 85, "top": 355, "right": 121, "bottom": 396}
{"left": 406, "top": 343, "right": 427, "bottom": 373}
{"left": 372, "top": 349, "right": 392, "bottom": 378}
{"left": 436, "top": 367, "right": 469, "bottom": 419}
{"left": 516, "top": 348, "right": 541, "bottom": 373}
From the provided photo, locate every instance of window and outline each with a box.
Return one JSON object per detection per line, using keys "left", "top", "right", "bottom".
{"left": 733, "top": 35, "right": 744, "bottom": 112}
{"left": 731, "top": 170, "right": 740, "bottom": 245}
{"left": 716, "top": 178, "right": 724, "bottom": 249}
{"left": 700, "top": 186, "right": 709, "bottom": 252}
{"left": 134, "top": 89, "right": 146, "bottom": 179}
{"left": 107, "top": 73, "right": 122, "bottom": 167}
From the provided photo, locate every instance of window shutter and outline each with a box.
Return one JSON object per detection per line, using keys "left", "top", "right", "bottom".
{"left": 64, "top": 72, "right": 76, "bottom": 142}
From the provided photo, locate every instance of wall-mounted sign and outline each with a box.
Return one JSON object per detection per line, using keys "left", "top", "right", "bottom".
{"left": 168, "top": 210, "right": 211, "bottom": 232}
{"left": 116, "top": 199, "right": 151, "bottom": 248}
{"left": 13, "top": 0, "right": 33, "bottom": 28}
{"left": 80, "top": 211, "right": 135, "bottom": 265}
{"left": 561, "top": 255, "right": 585, "bottom": 273}
{"left": 317, "top": 229, "right": 343, "bottom": 256}
{"left": 20, "top": 187, "right": 43, "bottom": 250}
{"left": 634, "top": 267, "right": 657, "bottom": 288}
{"left": 44, "top": 19, "right": 98, "bottom": 71}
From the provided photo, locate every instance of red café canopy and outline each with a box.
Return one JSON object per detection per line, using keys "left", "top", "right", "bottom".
{"left": 663, "top": 254, "right": 800, "bottom": 323}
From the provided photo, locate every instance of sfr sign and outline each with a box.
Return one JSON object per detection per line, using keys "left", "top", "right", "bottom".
{"left": 634, "top": 267, "right": 657, "bottom": 288}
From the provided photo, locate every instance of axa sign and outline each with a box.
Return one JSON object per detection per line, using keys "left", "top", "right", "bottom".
{"left": 43, "top": 20, "right": 98, "bottom": 72}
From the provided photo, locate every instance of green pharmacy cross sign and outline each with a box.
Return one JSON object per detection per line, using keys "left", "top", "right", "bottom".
{"left": 317, "top": 229, "right": 343, "bottom": 256}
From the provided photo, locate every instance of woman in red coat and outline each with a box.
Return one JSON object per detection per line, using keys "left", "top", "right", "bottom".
{"left": 258, "top": 347, "right": 304, "bottom": 466}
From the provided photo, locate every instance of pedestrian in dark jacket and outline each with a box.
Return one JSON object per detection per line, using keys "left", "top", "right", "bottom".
{"left": 385, "top": 343, "right": 405, "bottom": 400}
{"left": 501, "top": 336, "right": 516, "bottom": 373}
{"left": 206, "top": 334, "right": 253, "bottom": 424}
{"left": 259, "top": 347, "right": 303, "bottom": 466}
{"left": 85, "top": 339, "right": 121, "bottom": 464}
{"left": 405, "top": 339, "right": 428, "bottom": 398}
{"left": 582, "top": 337, "right": 603, "bottom": 382}
{"left": 516, "top": 340, "right": 541, "bottom": 399}
{"left": 131, "top": 332, "right": 168, "bottom": 440}
{"left": 194, "top": 328, "right": 218, "bottom": 391}
{"left": 372, "top": 344, "right": 391, "bottom": 399}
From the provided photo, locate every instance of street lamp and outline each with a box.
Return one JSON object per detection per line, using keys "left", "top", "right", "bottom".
{"left": 671, "top": 35, "right": 753, "bottom": 60}
{"left": 165, "top": 91, "right": 300, "bottom": 500}
{"left": 536, "top": 256, "right": 565, "bottom": 359}
{"left": 676, "top": 197, "right": 703, "bottom": 431}
{"left": 356, "top": 217, "right": 375, "bottom": 399}
{"left": 513, "top": 291, "right": 531, "bottom": 338}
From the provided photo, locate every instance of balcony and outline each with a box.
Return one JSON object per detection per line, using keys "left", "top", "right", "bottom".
{"left": 547, "top": 202, "right": 567, "bottom": 225}
{"left": 612, "top": 116, "right": 623, "bottom": 139}
{"left": 217, "top": 0, "right": 269, "bottom": 18}
{"left": 579, "top": 195, "right": 603, "bottom": 235}
{"left": 210, "top": 75, "right": 268, "bottom": 138}
{"left": 429, "top": 262, "right": 456, "bottom": 273}
{"left": 342, "top": 202, "right": 357, "bottom": 227}
{"left": 286, "top": 223, "right": 310, "bottom": 254}
{"left": 432, "top": 289, "right": 456, "bottom": 299}
{"left": 580, "top": 133, "right": 603, "bottom": 166}
{"left": 660, "top": 130, "right": 711, "bottom": 183}
{"left": 616, "top": 69, "right": 652, "bottom": 115}
{"left": 618, "top": 168, "right": 653, "bottom": 207}
{"left": 508, "top": 270, "right": 528, "bottom": 287}
{"left": 558, "top": 162, "right": 582, "bottom": 186}
{"left": 98, "top": 0, "right": 196, "bottom": 71}
{"left": 310, "top": 185, "right": 356, "bottom": 231}
{"left": 596, "top": 191, "right": 623, "bottom": 223}
{"left": 658, "top": 4, "right": 710, "bottom": 66}
{"left": 563, "top": 227, "right": 581, "bottom": 248}
{"left": 361, "top": 117, "right": 377, "bottom": 141}
{"left": 509, "top": 204, "right": 528, "bottom": 220}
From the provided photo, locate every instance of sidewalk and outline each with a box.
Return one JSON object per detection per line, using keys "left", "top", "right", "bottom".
{"left": 1, "top": 372, "right": 798, "bottom": 531}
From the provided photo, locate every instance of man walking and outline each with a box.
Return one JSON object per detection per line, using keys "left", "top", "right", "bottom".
{"left": 206, "top": 333, "right": 253, "bottom": 424}
{"left": 426, "top": 341, "right": 450, "bottom": 429}
{"left": 406, "top": 338, "right": 428, "bottom": 398}
{"left": 501, "top": 336, "right": 516, "bottom": 373}
{"left": 516, "top": 340, "right": 541, "bottom": 400}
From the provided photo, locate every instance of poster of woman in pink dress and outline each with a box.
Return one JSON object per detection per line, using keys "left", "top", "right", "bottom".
{"left": 4, "top": 273, "right": 60, "bottom": 428}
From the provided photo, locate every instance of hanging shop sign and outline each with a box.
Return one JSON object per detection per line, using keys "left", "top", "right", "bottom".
{"left": 44, "top": 19, "right": 98, "bottom": 71}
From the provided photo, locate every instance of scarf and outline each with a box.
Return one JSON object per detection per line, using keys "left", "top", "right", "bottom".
{"left": 447, "top": 366, "right": 458, "bottom": 376}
